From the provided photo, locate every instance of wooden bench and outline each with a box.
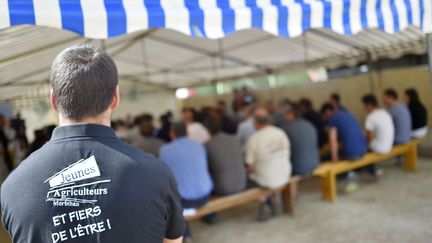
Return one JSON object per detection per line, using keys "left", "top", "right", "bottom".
{"left": 313, "top": 139, "right": 424, "bottom": 203}
{"left": 185, "top": 177, "right": 301, "bottom": 221}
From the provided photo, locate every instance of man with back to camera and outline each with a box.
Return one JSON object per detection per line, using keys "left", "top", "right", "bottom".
{"left": 131, "top": 114, "right": 165, "bottom": 157}
{"left": 204, "top": 119, "right": 246, "bottom": 196}
{"left": 383, "top": 89, "right": 412, "bottom": 145}
{"left": 321, "top": 103, "right": 367, "bottom": 193}
{"left": 159, "top": 122, "right": 213, "bottom": 241}
{"left": 361, "top": 94, "right": 395, "bottom": 181}
{"left": 246, "top": 107, "right": 291, "bottom": 221}
{"left": 282, "top": 103, "right": 320, "bottom": 177}
{"left": 0, "top": 45, "right": 185, "bottom": 243}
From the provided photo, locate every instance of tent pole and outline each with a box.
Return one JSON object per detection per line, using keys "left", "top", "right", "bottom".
{"left": 428, "top": 33, "right": 432, "bottom": 97}
{"left": 366, "top": 51, "right": 375, "bottom": 94}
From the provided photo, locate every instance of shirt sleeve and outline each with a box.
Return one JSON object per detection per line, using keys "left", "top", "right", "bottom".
{"left": 164, "top": 168, "right": 186, "bottom": 239}
{"left": 365, "top": 115, "right": 374, "bottom": 131}
{"left": 328, "top": 116, "right": 337, "bottom": 128}
{"left": 245, "top": 136, "right": 256, "bottom": 165}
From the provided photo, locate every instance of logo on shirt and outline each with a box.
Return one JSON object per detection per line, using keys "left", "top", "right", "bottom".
{"left": 45, "top": 156, "right": 101, "bottom": 188}
{"left": 44, "top": 155, "right": 113, "bottom": 242}
{"left": 44, "top": 156, "right": 110, "bottom": 207}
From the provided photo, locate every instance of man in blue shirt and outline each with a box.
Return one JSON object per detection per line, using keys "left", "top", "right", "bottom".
{"left": 160, "top": 122, "right": 213, "bottom": 240}
{"left": 321, "top": 103, "right": 367, "bottom": 193}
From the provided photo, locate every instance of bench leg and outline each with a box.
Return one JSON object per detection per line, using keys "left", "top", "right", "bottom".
{"left": 320, "top": 171, "right": 337, "bottom": 203}
{"left": 403, "top": 146, "right": 418, "bottom": 172}
{"left": 282, "top": 184, "right": 294, "bottom": 215}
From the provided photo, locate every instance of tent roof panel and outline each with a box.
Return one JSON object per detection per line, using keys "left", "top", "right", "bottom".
{"left": 0, "top": 26, "right": 427, "bottom": 102}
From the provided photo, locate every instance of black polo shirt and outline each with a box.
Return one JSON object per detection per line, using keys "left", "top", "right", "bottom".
{"left": 1, "top": 124, "right": 185, "bottom": 243}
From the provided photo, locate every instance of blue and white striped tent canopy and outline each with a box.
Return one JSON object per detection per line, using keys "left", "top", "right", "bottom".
{"left": 0, "top": 0, "right": 431, "bottom": 39}
{"left": 0, "top": 0, "right": 431, "bottom": 102}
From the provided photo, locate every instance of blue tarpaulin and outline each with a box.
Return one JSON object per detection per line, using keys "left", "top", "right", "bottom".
{"left": 0, "top": 0, "right": 431, "bottom": 39}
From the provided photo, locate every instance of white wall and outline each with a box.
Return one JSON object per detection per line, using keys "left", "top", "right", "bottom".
{"left": 20, "top": 90, "right": 177, "bottom": 141}
{"left": 21, "top": 106, "right": 58, "bottom": 142}
{"left": 113, "top": 90, "right": 177, "bottom": 119}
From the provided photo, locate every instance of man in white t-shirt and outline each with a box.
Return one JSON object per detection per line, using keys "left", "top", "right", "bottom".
{"left": 362, "top": 94, "right": 395, "bottom": 180}
{"left": 182, "top": 108, "right": 210, "bottom": 144}
{"left": 246, "top": 107, "right": 291, "bottom": 221}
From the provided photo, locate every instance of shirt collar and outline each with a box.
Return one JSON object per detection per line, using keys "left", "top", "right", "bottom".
{"left": 50, "top": 124, "right": 117, "bottom": 141}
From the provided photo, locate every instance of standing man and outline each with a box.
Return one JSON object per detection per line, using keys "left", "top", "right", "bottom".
{"left": 362, "top": 94, "right": 395, "bottom": 180}
{"left": 246, "top": 108, "right": 291, "bottom": 221}
{"left": 1, "top": 45, "right": 185, "bottom": 243}
{"left": 321, "top": 103, "right": 367, "bottom": 193}
{"left": 383, "top": 89, "right": 412, "bottom": 144}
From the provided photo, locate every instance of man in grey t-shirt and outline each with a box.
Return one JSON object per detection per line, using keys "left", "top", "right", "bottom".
{"left": 205, "top": 119, "right": 246, "bottom": 195}
{"left": 282, "top": 103, "right": 320, "bottom": 176}
{"left": 383, "top": 89, "right": 412, "bottom": 144}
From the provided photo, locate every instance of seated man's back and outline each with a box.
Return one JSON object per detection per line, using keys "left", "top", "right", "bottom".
{"left": 160, "top": 137, "right": 213, "bottom": 201}
{"left": 205, "top": 132, "right": 246, "bottom": 195}
{"left": 132, "top": 135, "right": 164, "bottom": 157}
{"left": 365, "top": 109, "right": 395, "bottom": 154}
{"left": 283, "top": 118, "right": 319, "bottom": 176}
{"left": 388, "top": 103, "right": 412, "bottom": 144}
{"left": 383, "top": 89, "right": 412, "bottom": 144}
{"left": 329, "top": 110, "right": 367, "bottom": 159}
{"left": 246, "top": 125, "right": 291, "bottom": 189}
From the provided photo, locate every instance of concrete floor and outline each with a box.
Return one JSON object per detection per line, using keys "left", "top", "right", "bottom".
{"left": 1, "top": 158, "right": 432, "bottom": 243}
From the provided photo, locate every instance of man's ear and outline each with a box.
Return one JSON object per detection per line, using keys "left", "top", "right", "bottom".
{"left": 111, "top": 86, "right": 120, "bottom": 111}
{"left": 50, "top": 89, "right": 58, "bottom": 111}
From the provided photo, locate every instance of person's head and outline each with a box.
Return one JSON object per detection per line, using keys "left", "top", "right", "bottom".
{"left": 320, "top": 103, "right": 336, "bottom": 120}
{"left": 182, "top": 108, "right": 196, "bottom": 123}
{"left": 240, "top": 105, "right": 256, "bottom": 120}
{"left": 253, "top": 107, "right": 270, "bottom": 130}
{"left": 285, "top": 103, "right": 302, "bottom": 122}
{"left": 138, "top": 114, "right": 154, "bottom": 137}
{"left": 405, "top": 88, "right": 420, "bottom": 105}
{"left": 50, "top": 44, "right": 119, "bottom": 126}
{"left": 298, "top": 98, "right": 313, "bottom": 113}
{"left": 210, "top": 107, "right": 224, "bottom": 120}
{"left": 205, "top": 119, "right": 222, "bottom": 136}
{"left": 329, "top": 93, "right": 341, "bottom": 108}
{"left": 170, "top": 122, "right": 188, "bottom": 140}
{"left": 159, "top": 114, "right": 169, "bottom": 126}
{"left": 383, "top": 88, "right": 398, "bottom": 106}
{"left": 362, "top": 94, "right": 378, "bottom": 113}
{"left": 264, "top": 100, "right": 276, "bottom": 114}
{"left": 216, "top": 100, "right": 226, "bottom": 110}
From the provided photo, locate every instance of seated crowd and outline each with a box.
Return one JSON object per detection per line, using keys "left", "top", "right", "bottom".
{"left": 0, "top": 88, "right": 428, "bottom": 241}
{"left": 107, "top": 88, "right": 427, "bottom": 240}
